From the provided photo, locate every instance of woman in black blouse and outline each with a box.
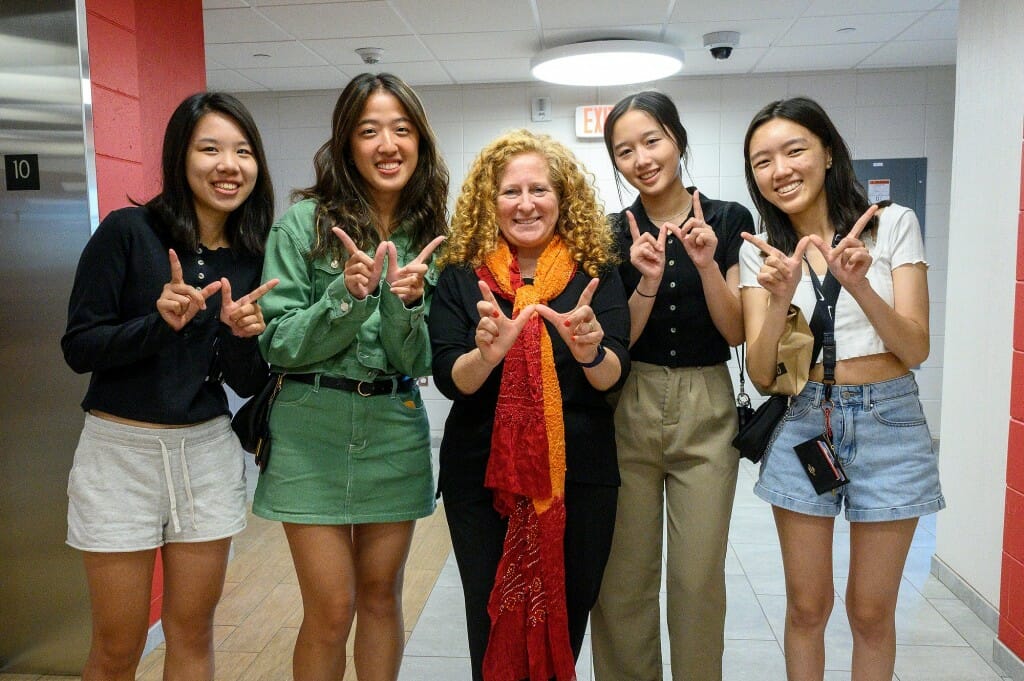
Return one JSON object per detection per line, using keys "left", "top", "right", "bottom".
{"left": 429, "top": 129, "right": 629, "bottom": 681}
{"left": 61, "top": 92, "right": 276, "bottom": 681}
{"left": 590, "top": 91, "right": 752, "bottom": 681}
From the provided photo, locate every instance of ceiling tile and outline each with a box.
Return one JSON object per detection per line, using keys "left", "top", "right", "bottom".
{"left": 367, "top": 61, "right": 455, "bottom": 86}
{"left": 859, "top": 39, "right": 956, "bottom": 68}
{"left": 203, "top": 8, "right": 292, "bottom": 43}
{"left": 537, "top": 0, "right": 670, "bottom": 30}
{"left": 236, "top": 65, "right": 353, "bottom": 90}
{"left": 421, "top": 31, "right": 539, "bottom": 61}
{"left": 779, "top": 13, "right": 922, "bottom": 46}
{"left": 671, "top": 0, "right": 811, "bottom": 22}
{"left": 252, "top": 0, "right": 367, "bottom": 4}
{"left": 443, "top": 58, "right": 533, "bottom": 84}
{"left": 804, "top": 0, "right": 943, "bottom": 15}
{"left": 391, "top": 0, "right": 536, "bottom": 33}
{"left": 306, "top": 35, "right": 434, "bottom": 65}
{"left": 258, "top": 1, "right": 406, "bottom": 39}
{"left": 207, "top": 69, "right": 266, "bottom": 91}
{"left": 756, "top": 43, "right": 879, "bottom": 72}
{"left": 899, "top": 10, "right": 958, "bottom": 41}
{"left": 205, "top": 40, "right": 327, "bottom": 69}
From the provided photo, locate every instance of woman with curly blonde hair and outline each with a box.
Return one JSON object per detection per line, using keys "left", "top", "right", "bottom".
{"left": 429, "top": 129, "right": 630, "bottom": 681}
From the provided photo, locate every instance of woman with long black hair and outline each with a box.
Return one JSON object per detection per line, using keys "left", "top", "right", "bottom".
{"left": 62, "top": 92, "right": 277, "bottom": 681}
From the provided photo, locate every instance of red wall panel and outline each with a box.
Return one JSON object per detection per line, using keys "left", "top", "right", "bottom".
{"left": 85, "top": 0, "right": 206, "bottom": 628}
{"left": 84, "top": 16, "right": 138, "bottom": 97}
{"left": 93, "top": 155, "right": 142, "bottom": 219}
{"left": 1001, "top": 118, "right": 1024, "bottom": 660}
{"left": 90, "top": 86, "right": 142, "bottom": 164}
{"left": 135, "top": 2, "right": 206, "bottom": 200}
{"left": 85, "top": 0, "right": 134, "bottom": 30}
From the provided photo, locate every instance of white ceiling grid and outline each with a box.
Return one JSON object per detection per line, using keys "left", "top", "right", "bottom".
{"left": 202, "top": 0, "right": 958, "bottom": 92}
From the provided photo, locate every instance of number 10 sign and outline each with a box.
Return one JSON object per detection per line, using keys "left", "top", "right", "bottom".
{"left": 5, "top": 154, "right": 40, "bottom": 191}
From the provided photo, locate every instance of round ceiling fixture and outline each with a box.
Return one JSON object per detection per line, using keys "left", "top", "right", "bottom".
{"left": 531, "top": 40, "right": 684, "bottom": 87}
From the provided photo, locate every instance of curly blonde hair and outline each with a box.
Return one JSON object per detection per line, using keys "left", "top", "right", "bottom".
{"left": 438, "top": 129, "right": 618, "bottom": 276}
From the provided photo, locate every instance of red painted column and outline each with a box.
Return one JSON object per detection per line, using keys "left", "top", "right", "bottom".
{"left": 1000, "top": 120, "right": 1024, "bottom": 656}
{"left": 84, "top": 0, "right": 206, "bottom": 627}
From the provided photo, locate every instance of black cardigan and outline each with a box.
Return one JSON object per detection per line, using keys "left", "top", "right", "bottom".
{"left": 428, "top": 263, "right": 630, "bottom": 497}
{"left": 62, "top": 206, "right": 268, "bottom": 425}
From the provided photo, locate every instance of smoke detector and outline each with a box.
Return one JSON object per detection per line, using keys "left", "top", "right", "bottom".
{"left": 355, "top": 47, "right": 384, "bottom": 64}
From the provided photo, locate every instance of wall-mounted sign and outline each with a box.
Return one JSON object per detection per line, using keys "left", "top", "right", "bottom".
{"left": 868, "top": 178, "right": 891, "bottom": 203}
{"left": 575, "top": 105, "right": 613, "bottom": 138}
{"left": 5, "top": 154, "right": 40, "bottom": 190}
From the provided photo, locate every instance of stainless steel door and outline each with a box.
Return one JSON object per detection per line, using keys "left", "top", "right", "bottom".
{"left": 0, "top": 0, "right": 96, "bottom": 671}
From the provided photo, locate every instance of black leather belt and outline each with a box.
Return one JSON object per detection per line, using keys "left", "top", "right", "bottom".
{"left": 287, "top": 373, "right": 415, "bottom": 397}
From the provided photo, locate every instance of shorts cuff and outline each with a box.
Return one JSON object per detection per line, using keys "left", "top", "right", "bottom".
{"left": 846, "top": 496, "right": 946, "bottom": 522}
{"left": 754, "top": 482, "right": 840, "bottom": 517}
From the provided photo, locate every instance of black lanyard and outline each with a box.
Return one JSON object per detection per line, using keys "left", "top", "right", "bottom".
{"left": 804, "top": 252, "right": 842, "bottom": 440}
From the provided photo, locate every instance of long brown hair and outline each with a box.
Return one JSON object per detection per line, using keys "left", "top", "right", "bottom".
{"left": 293, "top": 73, "right": 449, "bottom": 260}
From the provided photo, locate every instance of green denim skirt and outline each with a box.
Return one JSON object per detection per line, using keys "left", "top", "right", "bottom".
{"left": 252, "top": 377, "right": 435, "bottom": 524}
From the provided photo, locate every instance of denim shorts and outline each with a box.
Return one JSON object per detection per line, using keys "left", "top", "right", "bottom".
{"left": 754, "top": 373, "right": 945, "bottom": 522}
{"left": 67, "top": 414, "right": 247, "bottom": 551}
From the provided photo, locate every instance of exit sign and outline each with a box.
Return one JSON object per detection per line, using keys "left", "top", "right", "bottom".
{"left": 575, "top": 105, "right": 613, "bottom": 138}
{"left": 5, "top": 154, "right": 40, "bottom": 190}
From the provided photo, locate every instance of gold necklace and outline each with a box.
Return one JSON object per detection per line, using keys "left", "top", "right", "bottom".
{"left": 647, "top": 201, "right": 692, "bottom": 224}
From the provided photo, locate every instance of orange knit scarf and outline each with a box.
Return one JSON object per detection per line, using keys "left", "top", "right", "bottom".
{"left": 476, "top": 236, "right": 577, "bottom": 681}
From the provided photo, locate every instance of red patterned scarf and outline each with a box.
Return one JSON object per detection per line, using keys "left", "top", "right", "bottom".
{"left": 476, "top": 236, "right": 577, "bottom": 681}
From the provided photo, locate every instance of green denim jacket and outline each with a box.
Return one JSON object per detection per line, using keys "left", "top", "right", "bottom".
{"left": 258, "top": 199, "right": 437, "bottom": 380}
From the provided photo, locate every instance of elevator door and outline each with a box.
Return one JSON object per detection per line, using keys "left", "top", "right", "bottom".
{"left": 0, "top": 0, "right": 95, "bottom": 672}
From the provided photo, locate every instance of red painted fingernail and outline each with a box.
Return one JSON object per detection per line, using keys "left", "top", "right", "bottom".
{"left": 492, "top": 311, "right": 499, "bottom": 318}
{"left": 571, "top": 335, "right": 577, "bottom": 341}
{"left": 564, "top": 320, "right": 571, "bottom": 327}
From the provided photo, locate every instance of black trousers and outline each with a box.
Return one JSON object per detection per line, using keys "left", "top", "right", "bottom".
{"left": 443, "top": 480, "right": 618, "bottom": 681}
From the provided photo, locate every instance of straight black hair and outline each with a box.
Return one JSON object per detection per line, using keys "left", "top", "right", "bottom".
{"left": 743, "top": 96, "right": 877, "bottom": 255}
{"left": 143, "top": 91, "right": 274, "bottom": 256}
{"left": 294, "top": 72, "right": 449, "bottom": 261}
{"left": 602, "top": 90, "right": 690, "bottom": 203}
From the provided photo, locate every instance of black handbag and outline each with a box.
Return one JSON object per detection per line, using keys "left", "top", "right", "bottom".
{"left": 231, "top": 373, "right": 284, "bottom": 472}
{"left": 732, "top": 344, "right": 788, "bottom": 463}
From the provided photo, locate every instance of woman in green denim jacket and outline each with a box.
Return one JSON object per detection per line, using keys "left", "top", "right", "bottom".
{"left": 252, "top": 73, "right": 448, "bottom": 681}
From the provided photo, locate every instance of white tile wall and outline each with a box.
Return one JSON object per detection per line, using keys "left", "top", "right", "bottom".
{"left": 235, "top": 65, "right": 955, "bottom": 440}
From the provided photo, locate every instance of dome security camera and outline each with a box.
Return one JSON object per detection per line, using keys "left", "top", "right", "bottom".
{"left": 703, "top": 31, "right": 740, "bottom": 60}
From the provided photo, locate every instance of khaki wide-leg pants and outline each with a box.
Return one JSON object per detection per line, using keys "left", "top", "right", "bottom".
{"left": 591, "top": 362, "right": 739, "bottom": 681}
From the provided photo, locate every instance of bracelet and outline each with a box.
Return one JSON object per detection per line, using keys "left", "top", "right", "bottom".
{"left": 579, "top": 344, "right": 607, "bottom": 369}
{"left": 634, "top": 286, "right": 657, "bottom": 298}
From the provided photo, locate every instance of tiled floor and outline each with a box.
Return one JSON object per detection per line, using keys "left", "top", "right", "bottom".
{"left": 400, "top": 460, "right": 1011, "bottom": 681}
{"left": 3, "top": 459, "right": 1011, "bottom": 681}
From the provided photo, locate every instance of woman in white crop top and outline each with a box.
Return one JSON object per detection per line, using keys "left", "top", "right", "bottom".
{"left": 737, "top": 97, "right": 944, "bottom": 681}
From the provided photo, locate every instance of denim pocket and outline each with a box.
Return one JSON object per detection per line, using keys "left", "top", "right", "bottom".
{"left": 870, "top": 393, "right": 927, "bottom": 427}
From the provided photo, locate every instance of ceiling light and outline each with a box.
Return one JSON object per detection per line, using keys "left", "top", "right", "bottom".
{"left": 531, "top": 40, "right": 684, "bottom": 87}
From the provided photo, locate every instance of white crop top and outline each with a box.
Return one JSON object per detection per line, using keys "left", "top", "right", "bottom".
{"left": 738, "top": 204, "right": 927, "bottom": 362}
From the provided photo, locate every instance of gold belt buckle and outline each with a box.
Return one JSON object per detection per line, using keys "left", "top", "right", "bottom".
{"left": 356, "top": 381, "right": 373, "bottom": 397}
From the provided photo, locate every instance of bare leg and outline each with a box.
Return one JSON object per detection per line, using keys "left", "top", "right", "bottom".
{"left": 285, "top": 523, "right": 357, "bottom": 681}
{"left": 160, "top": 539, "right": 232, "bottom": 681}
{"left": 80, "top": 550, "right": 156, "bottom": 681}
{"left": 352, "top": 521, "right": 416, "bottom": 681}
{"left": 773, "top": 506, "right": 836, "bottom": 681}
{"left": 847, "top": 518, "right": 917, "bottom": 681}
